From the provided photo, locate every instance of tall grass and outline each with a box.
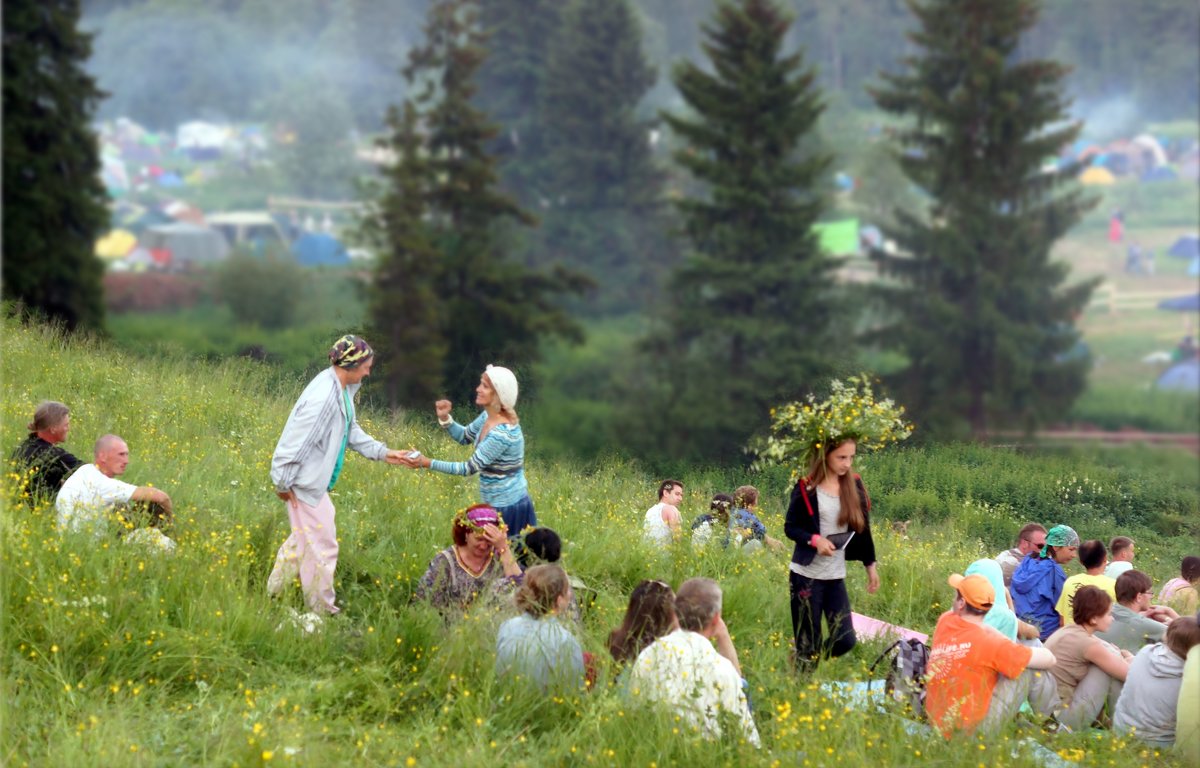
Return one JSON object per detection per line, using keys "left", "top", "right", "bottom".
{"left": 3, "top": 318, "right": 1195, "bottom": 767}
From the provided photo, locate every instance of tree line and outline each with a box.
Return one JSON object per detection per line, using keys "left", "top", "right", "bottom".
{"left": 6, "top": 0, "right": 1115, "bottom": 463}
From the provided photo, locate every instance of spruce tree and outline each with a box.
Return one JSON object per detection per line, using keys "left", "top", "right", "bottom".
{"left": 870, "top": 0, "right": 1099, "bottom": 438}
{"left": 619, "top": 0, "right": 840, "bottom": 465}
{"left": 535, "top": 0, "right": 675, "bottom": 314}
{"left": 369, "top": 0, "right": 584, "bottom": 404}
{"left": 474, "top": 0, "right": 563, "bottom": 206}
{"left": 363, "top": 103, "right": 446, "bottom": 408}
{"left": 3, "top": 0, "right": 109, "bottom": 332}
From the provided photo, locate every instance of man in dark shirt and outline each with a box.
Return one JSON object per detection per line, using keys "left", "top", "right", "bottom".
{"left": 11, "top": 401, "right": 83, "bottom": 499}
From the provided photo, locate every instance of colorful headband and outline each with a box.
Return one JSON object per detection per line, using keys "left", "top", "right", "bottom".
{"left": 329, "top": 335, "right": 373, "bottom": 368}
{"left": 455, "top": 505, "right": 502, "bottom": 530}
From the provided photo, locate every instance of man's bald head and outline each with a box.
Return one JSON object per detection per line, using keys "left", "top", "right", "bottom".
{"left": 94, "top": 434, "right": 130, "bottom": 478}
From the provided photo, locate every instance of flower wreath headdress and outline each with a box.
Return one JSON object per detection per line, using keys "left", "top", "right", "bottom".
{"left": 752, "top": 375, "right": 913, "bottom": 476}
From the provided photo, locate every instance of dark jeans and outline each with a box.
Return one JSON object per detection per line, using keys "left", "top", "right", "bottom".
{"left": 496, "top": 494, "right": 537, "bottom": 537}
{"left": 789, "top": 571, "right": 856, "bottom": 670}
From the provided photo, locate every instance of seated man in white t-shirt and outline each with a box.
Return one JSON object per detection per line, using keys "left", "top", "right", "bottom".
{"left": 56, "top": 434, "right": 174, "bottom": 549}
{"left": 643, "top": 479, "right": 683, "bottom": 546}
{"left": 628, "top": 577, "right": 760, "bottom": 746}
{"left": 1104, "top": 536, "right": 1136, "bottom": 580}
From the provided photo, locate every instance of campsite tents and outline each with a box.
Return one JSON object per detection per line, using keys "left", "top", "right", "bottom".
{"left": 95, "top": 229, "right": 137, "bottom": 259}
{"left": 1158, "top": 294, "right": 1200, "bottom": 312}
{"left": 1140, "top": 166, "right": 1178, "bottom": 183}
{"left": 292, "top": 232, "right": 350, "bottom": 267}
{"left": 1079, "top": 166, "right": 1116, "bottom": 186}
{"left": 139, "top": 223, "right": 229, "bottom": 266}
{"left": 1167, "top": 235, "right": 1199, "bottom": 260}
{"left": 1156, "top": 360, "right": 1199, "bottom": 392}
{"left": 813, "top": 219, "right": 860, "bottom": 256}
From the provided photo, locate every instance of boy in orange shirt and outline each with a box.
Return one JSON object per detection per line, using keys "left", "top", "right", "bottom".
{"left": 926, "top": 573, "right": 1058, "bottom": 737}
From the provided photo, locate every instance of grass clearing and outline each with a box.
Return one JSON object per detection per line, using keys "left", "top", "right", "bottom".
{"left": 4, "top": 318, "right": 1197, "bottom": 766}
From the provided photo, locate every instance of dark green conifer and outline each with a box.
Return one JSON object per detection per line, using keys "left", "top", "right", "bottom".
{"left": 621, "top": 0, "right": 840, "bottom": 464}
{"left": 869, "top": 0, "right": 1099, "bottom": 438}
{"left": 368, "top": 0, "right": 584, "bottom": 404}
{"left": 3, "top": 0, "right": 110, "bottom": 332}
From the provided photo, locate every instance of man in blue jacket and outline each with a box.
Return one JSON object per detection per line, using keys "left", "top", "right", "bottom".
{"left": 267, "top": 335, "right": 404, "bottom": 615}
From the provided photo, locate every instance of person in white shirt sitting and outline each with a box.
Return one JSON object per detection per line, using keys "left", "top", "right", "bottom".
{"left": 628, "top": 577, "right": 760, "bottom": 746}
{"left": 55, "top": 434, "right": 175, "bottom": 550}
{"left": 1104, "top": 536, "right": 1136, "bottom": 580}
{"left": 643, "top": 479, "right": 683, "bottom": 546}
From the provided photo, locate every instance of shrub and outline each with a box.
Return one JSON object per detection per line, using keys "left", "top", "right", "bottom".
{"left": 212, "top": 252, "right": 303, "bottom": 328}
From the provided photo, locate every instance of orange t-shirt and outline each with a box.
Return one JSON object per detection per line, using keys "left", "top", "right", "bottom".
{"left": 925, "top": 611, "right": 1034, "bottom": 737}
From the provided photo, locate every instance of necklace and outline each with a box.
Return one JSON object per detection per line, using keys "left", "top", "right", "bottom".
{"left": 454, "top": 546, "right": 491, "bottom": 578}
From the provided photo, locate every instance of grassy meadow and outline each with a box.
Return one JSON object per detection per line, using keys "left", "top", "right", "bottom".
{"left": 4, "top": 317, "right": 1198, "bottom": 767}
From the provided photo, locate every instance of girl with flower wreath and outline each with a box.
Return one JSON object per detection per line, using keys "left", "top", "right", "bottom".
{"left": 785, "top": 438, "right": 879, "bottom": 671}
{"left": 761, "top": 377, "right": 911, "bottom": 671}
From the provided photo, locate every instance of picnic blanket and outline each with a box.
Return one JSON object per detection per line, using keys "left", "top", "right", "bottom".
{"left": 852, "top": 612, "right": 929, "bottom": 644}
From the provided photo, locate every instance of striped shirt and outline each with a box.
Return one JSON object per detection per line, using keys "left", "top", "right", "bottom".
{"left": 431, "top": 412, "right": 528, "bottom": 508}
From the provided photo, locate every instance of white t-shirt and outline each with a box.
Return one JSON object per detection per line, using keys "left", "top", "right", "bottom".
{"left": 643, "top": 502, "right": 674, "bottom": 545}
{"left": 790, "top": 488, "right": 847, "bottom": 580}
{"left": 56, "top": 463, "right": 137, "bottom": 535}
{"left": 1105, "top": 561, "right": 1134, "bottom": 580}
{"left": 629, "top": 629, "right": 760, "bottom": 746}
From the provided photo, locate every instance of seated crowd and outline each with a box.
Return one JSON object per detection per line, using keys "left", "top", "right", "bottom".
{"left": 10, "top": 398, "right": 1200, "bottom": 758}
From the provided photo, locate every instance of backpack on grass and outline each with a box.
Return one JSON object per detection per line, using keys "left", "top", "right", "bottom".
{"left": 869, "top": 638, "right": 930, "bottom": 719}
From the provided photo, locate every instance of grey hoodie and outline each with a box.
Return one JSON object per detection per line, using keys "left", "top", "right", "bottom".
{"left": 271, "top": 367, "right": 389, "bottom": 506}
{"left": 1113, "top": 642, "right": 1186, "bottom": 747}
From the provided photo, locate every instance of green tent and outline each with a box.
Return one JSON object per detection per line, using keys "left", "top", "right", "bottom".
{"left": 813, "top": 218, "right": 859, "bottom": 256}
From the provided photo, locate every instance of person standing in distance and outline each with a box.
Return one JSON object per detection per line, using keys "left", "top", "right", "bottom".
{"left": 268, "top": 335, "right": 405, "bottom": 615}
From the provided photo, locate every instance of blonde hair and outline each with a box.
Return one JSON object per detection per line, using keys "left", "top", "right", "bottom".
{"left": 805, "top": 439, "right": 865, "bottom": 533}
{"left": 514, "top": 564, "right": 569, "bottom": 618}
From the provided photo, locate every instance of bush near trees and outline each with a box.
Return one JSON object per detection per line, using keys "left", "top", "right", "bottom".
{"left": 618, "top": 0, "right": 842, "bottom": 465}
{"left": 212, "top": 252, "right": 303, "bottom": 329}
{"left": 3, "top": 0, "right": 109, "bottom": 332}
{"left": 868, "top": 0, "right": 1100, "bottom": 440}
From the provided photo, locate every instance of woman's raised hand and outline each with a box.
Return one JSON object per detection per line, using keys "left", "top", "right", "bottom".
{"left": 435, "top": 400, "right": 452, "bottom": 421}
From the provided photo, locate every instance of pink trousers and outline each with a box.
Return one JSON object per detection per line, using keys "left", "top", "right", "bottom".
{"left": 267, "top": 493, "right": 339, "bottom": 615}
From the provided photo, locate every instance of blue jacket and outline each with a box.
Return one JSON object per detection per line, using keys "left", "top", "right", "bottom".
{"left": 1011, "top": 555, "right": 1066, "bottom": 641}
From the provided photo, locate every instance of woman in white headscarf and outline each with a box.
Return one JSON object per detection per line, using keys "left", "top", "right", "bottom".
{"left": 402, "top": 365, "right": 536, "bottom": 534}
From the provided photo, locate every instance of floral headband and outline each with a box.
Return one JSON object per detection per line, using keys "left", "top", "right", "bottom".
{"left": 752, "top": 375, "right": 913, "bottom": 473}
{"left": 454, "top": 504, "right": 503, "bottom": 531}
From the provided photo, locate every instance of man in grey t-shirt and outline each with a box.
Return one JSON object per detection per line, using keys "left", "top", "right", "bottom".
{"left": 1097, "top": 569, "right": 1179, "bottom": 653}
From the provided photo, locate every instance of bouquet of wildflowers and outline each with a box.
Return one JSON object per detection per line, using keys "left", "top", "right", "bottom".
{"left": 752, "top": 375, "right": 913, "bottom": 471}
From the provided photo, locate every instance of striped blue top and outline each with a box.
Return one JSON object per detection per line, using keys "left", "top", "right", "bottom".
{"left": 430, "top": 412, "right": 528, "bottom": 507}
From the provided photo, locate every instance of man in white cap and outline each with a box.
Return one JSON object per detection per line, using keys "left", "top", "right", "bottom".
{"left": 403, "top": 364, "right": 536, "bottom": 535}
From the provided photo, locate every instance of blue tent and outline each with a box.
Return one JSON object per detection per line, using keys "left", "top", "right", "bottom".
{"left": 1140, "top": 166, "right": 1178, "bottom": 183}
{"left": 1158, "top": 294, "right": 1200, "bottom": 312}
{"left": 1156, "top": 360, "right": 1199, "bottom": 392}
{"left": 1167, "top": 235, "right": 1199, "bottom": 260}
{"left": 291, "top": 232, "right": 349, "bottom": 267}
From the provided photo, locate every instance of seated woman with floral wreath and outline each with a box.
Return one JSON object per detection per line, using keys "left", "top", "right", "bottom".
{"left": 414, "top": 504, "right": 522, "bottom": 614}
